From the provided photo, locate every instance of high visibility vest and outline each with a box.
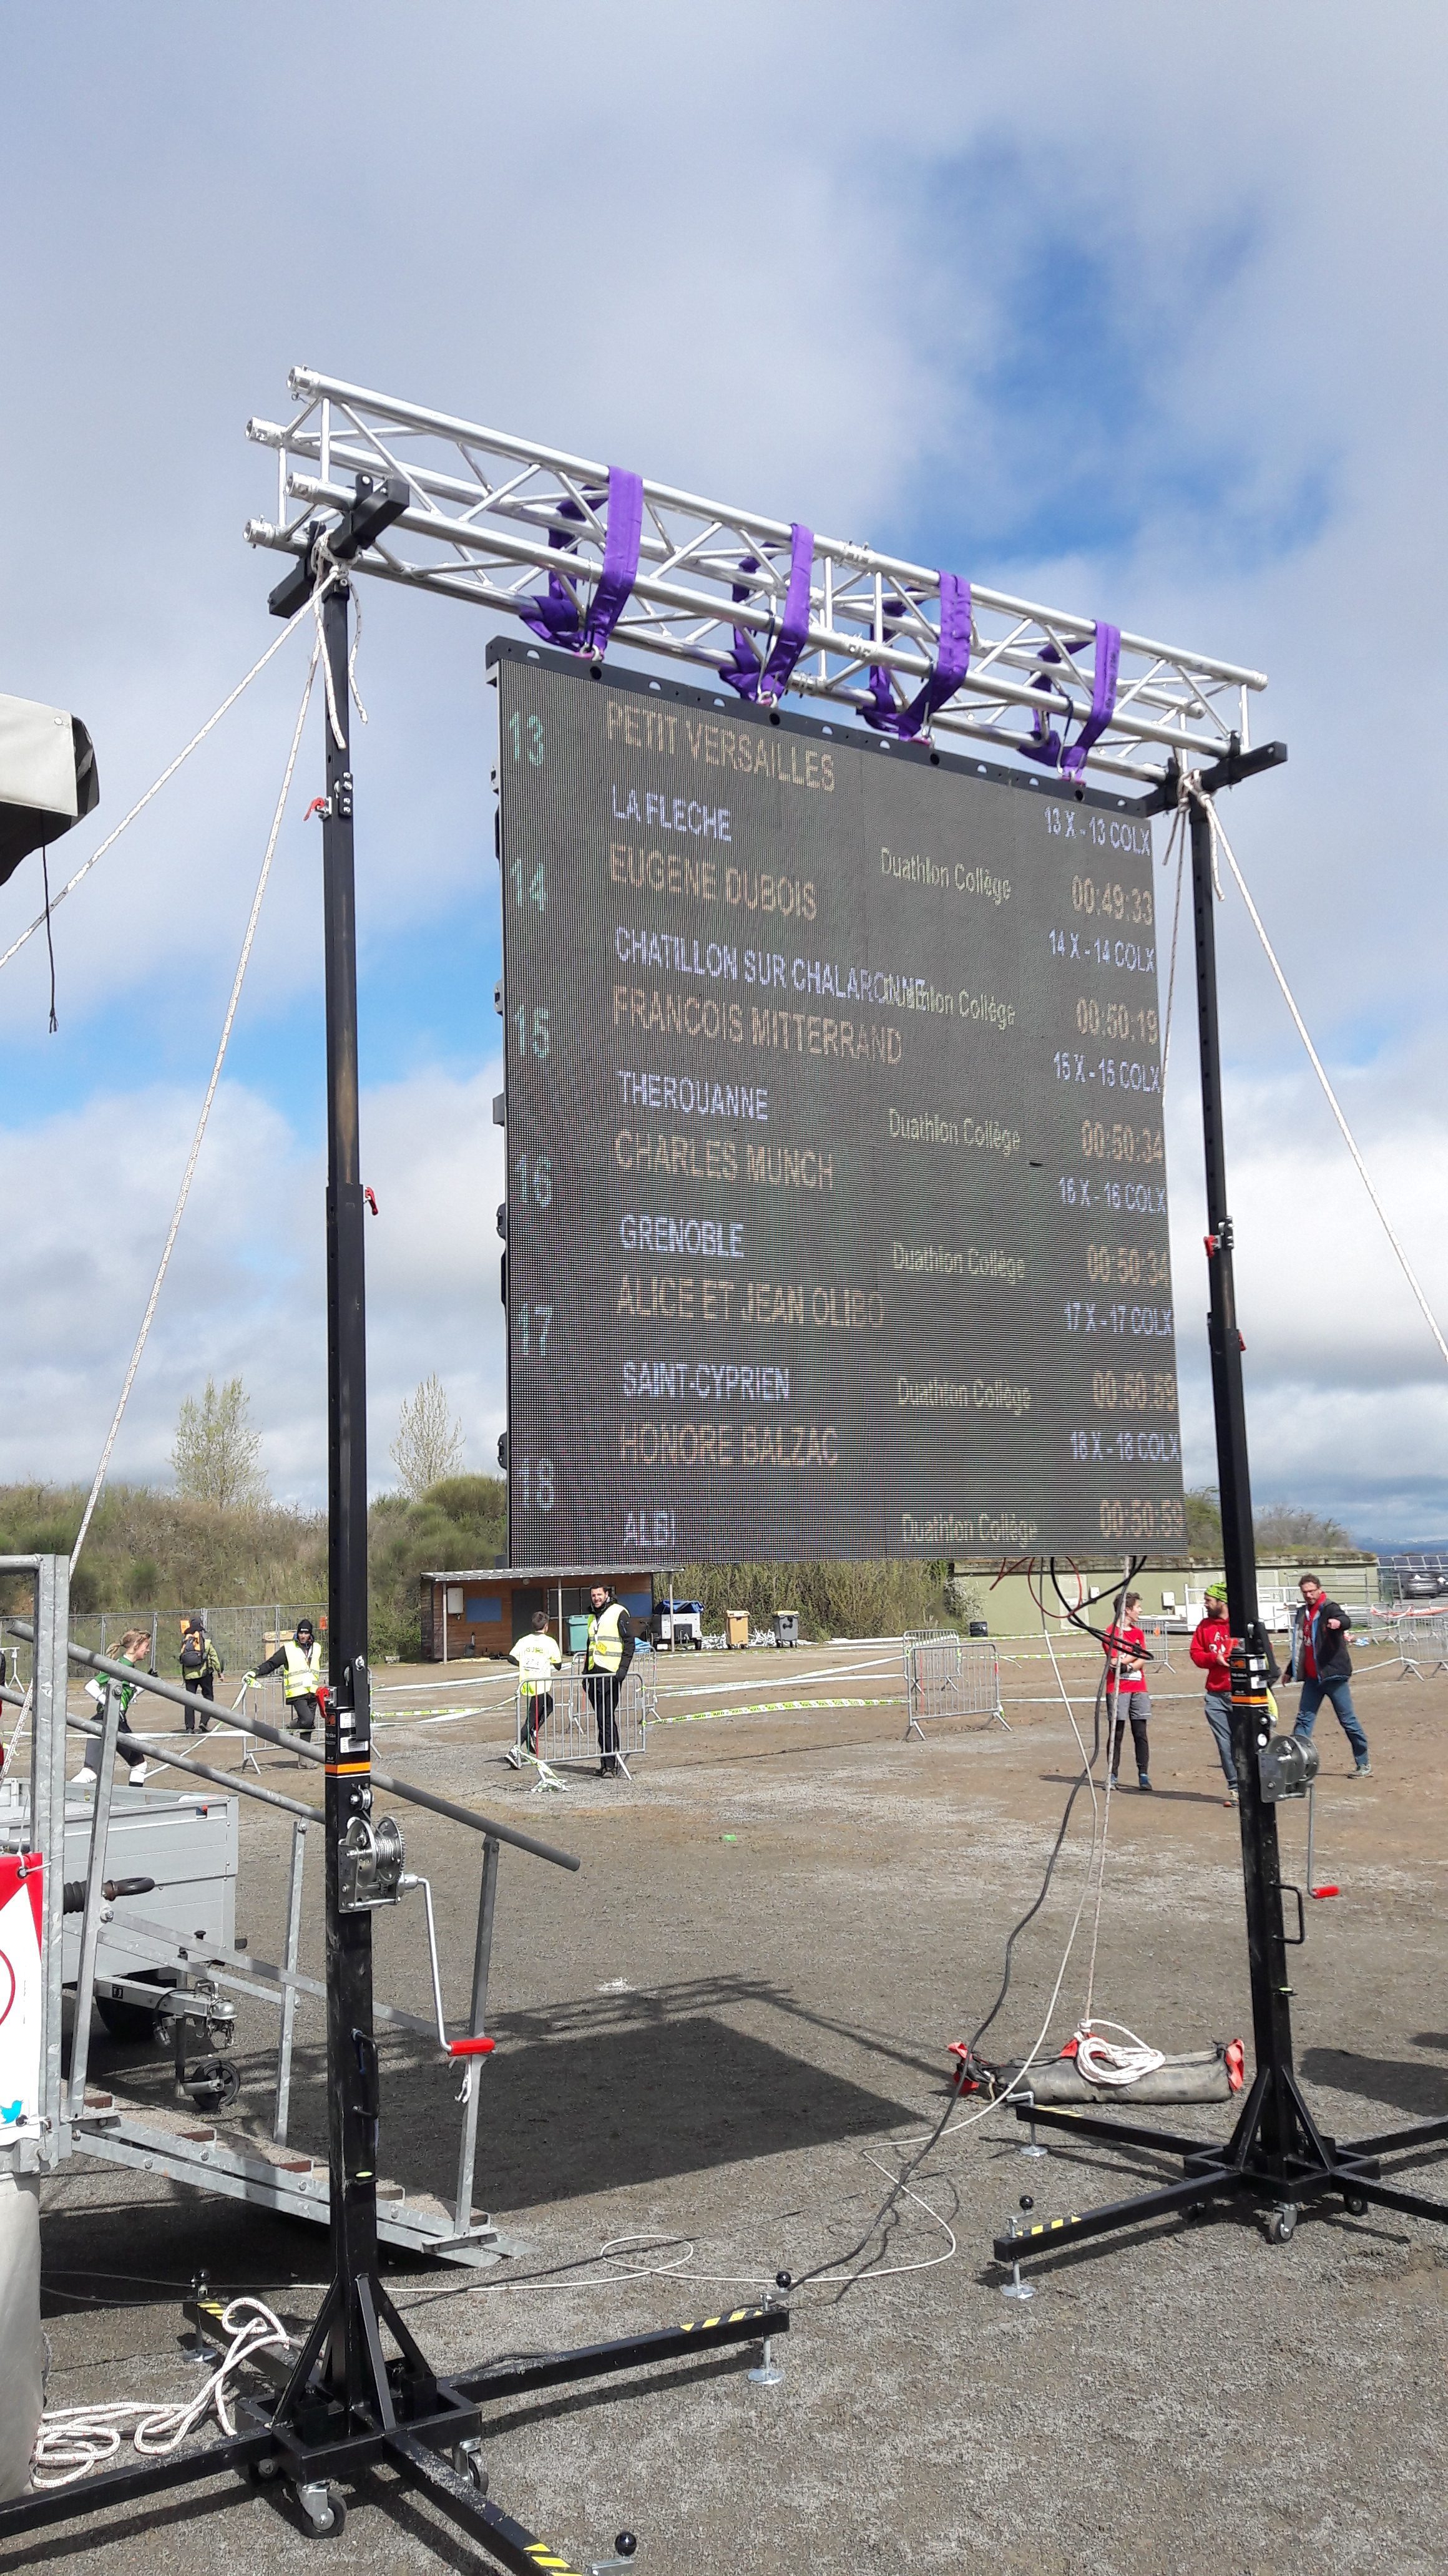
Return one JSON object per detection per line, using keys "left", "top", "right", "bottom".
{"left": 511, "top": 1633, "right": 562, "bottom": 1697}
{"left": 283, "top": 1638, "right": 322, "bottom": 1700}
{"left": 585, "top": 1603, "right": 626, "bottom": 1675}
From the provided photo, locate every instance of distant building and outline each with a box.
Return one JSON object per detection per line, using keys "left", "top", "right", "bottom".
{"left": 420, "top": 1566, "right": 658, "bottom": 1661}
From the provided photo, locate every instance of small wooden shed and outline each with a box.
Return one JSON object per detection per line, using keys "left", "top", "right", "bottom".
{"left": 419, "top": 1566, "right": 659, "bottom": 1661}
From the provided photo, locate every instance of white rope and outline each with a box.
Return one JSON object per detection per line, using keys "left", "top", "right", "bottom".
{"left": 0, "top": 584, "right": 335, "bottom": 980}
{"left": 1081, "top": 1559, "right": 1132, "bottom": 2029}
{"left": 1158, "top": 801, "right": 1188, "bottom": 1080}
{"left": 310, "top": 536, "right": 367, "bottom": 744}
{"left": 1189, "top": 778, "right": 1448, "bottom": 1376}
{"left": 69, "top": 653, "right": 318, "bottom": 1572}
{"left": 1072, "top": 2019, "right": 1166, "bottom": 2087}
{"left": 31, "top": 2296, "right": 291, "bottom": 2486}
{"left": 3, "top": 1681, "right": 32, "bottom": 1768}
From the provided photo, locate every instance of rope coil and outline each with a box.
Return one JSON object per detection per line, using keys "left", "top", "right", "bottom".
{"left": 31, "top": 2296, "right": 291, "bottom": 2487}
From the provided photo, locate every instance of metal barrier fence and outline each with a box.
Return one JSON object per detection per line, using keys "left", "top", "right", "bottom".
{"left": 67, "top": 1604, "right": 328, "bottom": 1683}
{"left": 1385, "top": 1609, "right": 1448, "bottom": 1678}
{"left": 514, "top": 1663, "right": 653, "bottom": 1776}
{"left": 903, "top": 1631, "right": 1008, "bottom": 1741}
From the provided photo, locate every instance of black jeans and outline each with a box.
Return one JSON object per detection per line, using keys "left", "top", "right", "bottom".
{"left": 183, "top": 1675, "right": 215, "bottom": 1734}
{"left": 1108, "top": 1696, "right": 1151, "bottom": 1777}
{"left": 522, "top": 1692, "right": 553, "bottom": 1751}
{"left": 288, "top": 1693, "right": 320, "bottom": 1740}
{"left": 584, "top": 1672, "right": 622, "bottom": 1759}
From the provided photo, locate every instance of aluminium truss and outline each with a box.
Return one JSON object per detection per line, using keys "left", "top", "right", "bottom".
{"left": 245, "top": 368, "right": 1267, "bottom": 791}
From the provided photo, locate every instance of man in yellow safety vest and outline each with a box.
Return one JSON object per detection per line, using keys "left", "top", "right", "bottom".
{"left": 509, "top": 1609, "right": 563, "bottom": 1759}
{"left": 248, "top": 1618, "right": 324, "bottom": 1742}
{"left": 583, "top": 1583, "right": 635, "bottom": 1779}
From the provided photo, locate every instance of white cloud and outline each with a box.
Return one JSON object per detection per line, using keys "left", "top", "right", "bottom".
{"left": 0, "top": 1059, "right": 504, "bottom": 1506}
{"left": 3, "top": 2, "right": 1448, "bottom": 1535}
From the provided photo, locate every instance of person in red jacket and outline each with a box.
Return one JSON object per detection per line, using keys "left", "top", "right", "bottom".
{"left": 1103, "top": 1590, "right": 1153, "bottom": 1790}
{"left": 1189, "top": 1584, "right": 1238, "bottom": 1802}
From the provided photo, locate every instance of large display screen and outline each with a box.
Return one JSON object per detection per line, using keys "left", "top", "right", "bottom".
{"left": 493, "top": 641, "right": 1183, "bottom": 1568}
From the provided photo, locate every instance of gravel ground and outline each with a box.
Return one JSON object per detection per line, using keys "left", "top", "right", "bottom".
{"left": 11, "top": 1635, "right": 1448, "bottom": 2575}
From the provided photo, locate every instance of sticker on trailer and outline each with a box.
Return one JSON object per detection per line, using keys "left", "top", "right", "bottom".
{"left": 0, "top": 1856, "right": 43, "bottom": 2137}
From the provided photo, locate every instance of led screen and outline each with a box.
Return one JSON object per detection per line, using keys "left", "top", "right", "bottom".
{"left": 494, "top": 642, "right": 1183, "bottom": 1568}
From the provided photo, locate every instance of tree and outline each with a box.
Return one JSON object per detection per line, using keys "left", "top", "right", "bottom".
{"left": 171, "top": 1377, "right": 268, "bottom": 1511}
{"left": 1185, "top": 1486, "right": 1223, "bottom": 1558}
{"left": 389, "top": 1375, "right": 465, "bottom": 1498}
{"left": 1254, "top": 1501, "right": 1356, "bottom": 1555}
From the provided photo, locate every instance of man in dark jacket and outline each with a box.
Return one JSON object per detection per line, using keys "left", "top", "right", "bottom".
{"left": 179, "top": 1617, "right": 223, "bottom": 1734}
{"left": 583, "top": 1583, "right": 635, "bottom": 1779}
{"left": 1286, "top": 1576, "right": 1371, "bottom": 1775}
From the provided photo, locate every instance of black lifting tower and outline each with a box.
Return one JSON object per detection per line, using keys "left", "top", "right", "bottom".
{"left": 996, "top": 741, "right": 1448, "bottom": 2272}
{"left": 0, "top": 482, "right": 786, "bottom": 2570}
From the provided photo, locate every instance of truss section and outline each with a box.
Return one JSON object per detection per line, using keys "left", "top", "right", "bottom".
{"left": 246, "top": 368, "right": 1267, "bottom": 789}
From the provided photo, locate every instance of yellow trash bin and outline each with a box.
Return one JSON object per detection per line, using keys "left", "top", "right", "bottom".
{"left": 726, "top": 1609, "right": 750, "bottom": 1650}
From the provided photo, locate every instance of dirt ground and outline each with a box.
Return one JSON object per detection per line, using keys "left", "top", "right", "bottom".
{"left": 12, "top": 1631, "right": 1448, "bottom": 2576}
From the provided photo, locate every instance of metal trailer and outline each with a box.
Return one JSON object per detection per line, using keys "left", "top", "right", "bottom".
{"left": 903, "top": 1629, "right": 1009, "bottom": 1741}
{"left": 0, "top": 1571, "right": 559, "bottom": 2265}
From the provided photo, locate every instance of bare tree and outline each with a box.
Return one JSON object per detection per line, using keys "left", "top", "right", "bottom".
{"left": 390, "top": 1374, "right": 466, "bottom": 1498}
{"left": 171, "top": 1377, "right": 268, "bottom": 1510}
{"left": 1255, "top": 1501, "right": 1356, "bottom": 1554}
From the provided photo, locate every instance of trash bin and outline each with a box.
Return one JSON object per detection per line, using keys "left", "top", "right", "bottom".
{"left": 969, "top": 1620, "right": 989, "bottom": 1637}
{"left": 726, "top": 1609, "right": 751, "bottom": 1649}
{"left": 567, "top": 1614, "right": 592, "bottom": 1655}
{"left": 773, "top": 1612, "right": 800, "bottom": 1647}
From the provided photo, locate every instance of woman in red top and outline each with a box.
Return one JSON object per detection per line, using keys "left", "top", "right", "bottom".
{"left": 1189, "top": 1584, "right": 1237, "bottom": 1802}
{"left": 1102, "top": 1590, "right": 1153, "bottom": 1790}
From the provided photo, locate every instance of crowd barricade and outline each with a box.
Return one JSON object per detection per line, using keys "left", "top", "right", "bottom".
{"left": 1391, "top": 1609, "right": 1448, "bottom": 1680}
{"left": 516, "top": 1663, "right": 651, "bottom": 1775}
{"left": 903, "top": 1631, "right": 1009, "bottom": 1741}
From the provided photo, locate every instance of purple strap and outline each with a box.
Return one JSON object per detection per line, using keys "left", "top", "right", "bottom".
{"left": 862, "top": 573, "right": 972, "bottom": 738}
{"left": 720, "top": 524, "right": 814, "bottom": 703}
{"left": 521, "top": 467, "right": 643, "bottom": 658}
{"left": 1021, "top": 623, "right": 1122, "bottom": 774}
{"left": 1060, "top": 622, "right": 1120, "bottom": 776}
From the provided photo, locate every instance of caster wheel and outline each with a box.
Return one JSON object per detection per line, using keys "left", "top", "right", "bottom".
{"left": 187, "top": 2059, "right": 241, "bottom": 2111}
{"left": 295, "top": 2483, "right": 346, "bottom": 2537}
{"left": 452, "top": 2443, "right": 488, "bottom": 2492}
{"left": 1344, "top": 2190, "right": 1368, "bottom": 2217}
{"left": 1268, "top": 2205, "right": 1298, "bottom": 2245}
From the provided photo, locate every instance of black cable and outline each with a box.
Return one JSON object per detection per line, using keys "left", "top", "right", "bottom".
{"left": 789, "top": 1631, "right": 1120, "bottom": 2298}
{"left": 967, "top": 1655, "right": 1110, "bottom": 2056}
{"left": 40, "top": 842, "right": 58, "bottom": 1031}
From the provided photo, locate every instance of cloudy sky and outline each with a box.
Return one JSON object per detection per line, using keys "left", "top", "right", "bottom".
{"left": 2, "top": 4, "right": 1445, "bottom": 1543}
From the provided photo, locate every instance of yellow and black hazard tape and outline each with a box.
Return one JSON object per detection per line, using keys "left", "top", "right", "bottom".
{"left": 680, "top": 2304, "right": 771, "bottom": 2332}
{"left": 656, "top": 1695, "right": 902, "bottom": 1724}
{"left": 1019, "top": 2214, "right": 1080, "bottom": 2238}
{"left": 523, "top": 2548, "right": 582, "bottom": 2574}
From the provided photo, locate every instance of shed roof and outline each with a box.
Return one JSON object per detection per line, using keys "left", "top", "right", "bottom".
{"left": 423, "top": 1566, "right": 661, "bottom": 1584}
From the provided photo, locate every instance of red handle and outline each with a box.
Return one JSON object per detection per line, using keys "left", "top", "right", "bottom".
{"left": 448, "top": 2036, "right": 496, "bottom": 2058}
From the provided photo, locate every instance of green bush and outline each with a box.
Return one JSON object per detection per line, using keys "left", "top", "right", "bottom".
{"left": 0, "top": 1483, "right": 328, "bottom": 1619}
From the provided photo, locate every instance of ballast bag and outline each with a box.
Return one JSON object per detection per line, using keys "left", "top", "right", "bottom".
{"left": 0, "top": 2170, "right": 42, "bottom": 2497}
{"left": 954, "top": 2038, "right": 1246, "bottom": 2107}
